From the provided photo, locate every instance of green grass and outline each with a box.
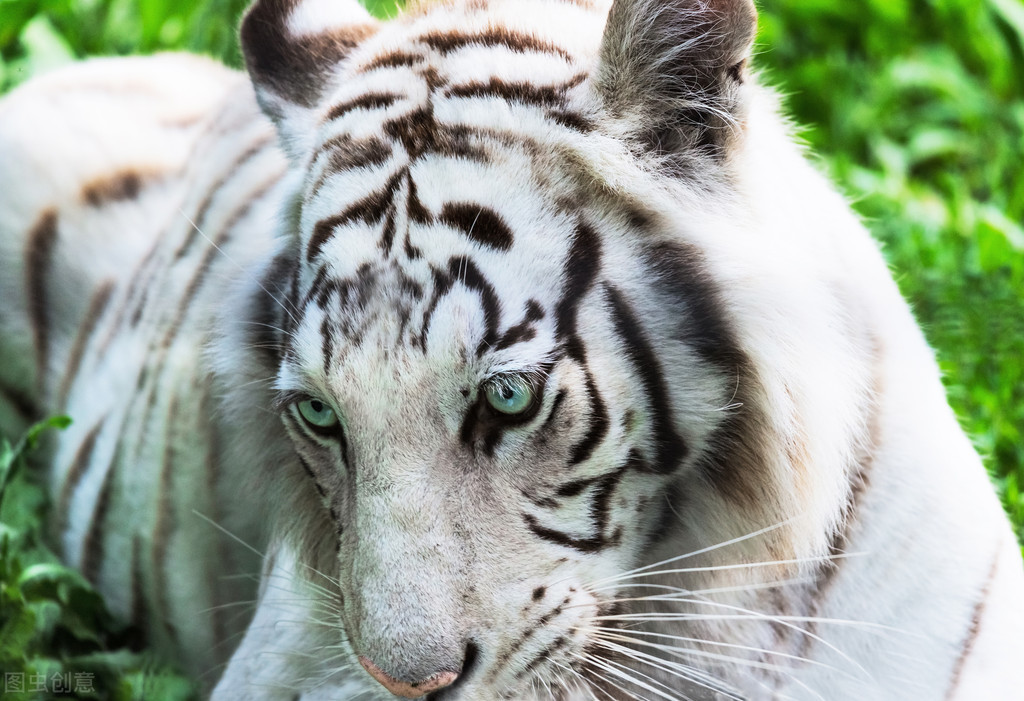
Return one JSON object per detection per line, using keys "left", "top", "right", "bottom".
{"left": 1, "top": 0, "right": 1022, "bottom": 696}
{"left": 1, "top": 419, "right": 196, "bottom": 700}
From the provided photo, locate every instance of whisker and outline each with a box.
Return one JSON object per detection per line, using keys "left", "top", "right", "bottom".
{"left": 178, "top": 208, "right": 300, "bottom": 326}
{"left": 589, "top": 519, "right": 800, "bottom": 587}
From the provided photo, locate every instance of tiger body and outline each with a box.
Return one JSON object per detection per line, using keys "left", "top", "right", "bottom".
{"left": 0, "top": 0, "right": 1021, "bottom": 699}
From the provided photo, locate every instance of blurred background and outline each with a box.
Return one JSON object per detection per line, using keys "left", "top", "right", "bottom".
{"left": 0, "top": 0, "right": 1021, "bottom": 695}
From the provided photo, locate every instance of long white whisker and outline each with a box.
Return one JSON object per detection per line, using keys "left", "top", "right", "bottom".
{"left": 179, "top": 208, "right": 299, "bottom": 326}
{"left": 590, "top": 519, "right": 800, "bottom": 587}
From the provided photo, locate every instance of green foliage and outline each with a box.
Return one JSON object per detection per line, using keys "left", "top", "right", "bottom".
{"left": 0, "top": 419, "right": 196, "bottom": 700}
{"left": 758, "top": 0, "right": 1024, "bottom": 543}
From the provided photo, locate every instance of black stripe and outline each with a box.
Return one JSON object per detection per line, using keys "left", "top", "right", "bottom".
{"left": 445, "top": 74, "right": 585, "bottom": 108}
{"left": 174, "top": 137, "right": 275, "bottom": 261}
{"left": 299, "top": 455, "right": 329, "bottom": 500}
{"left": 246, "top": 254, "right": 297, "bottom": 369}
{"left": 81, "top": 169, "right": 149, "bottom": 207}
{"left": 525, "top": 457, "right": 632, "bottom": 553}
{"left": 555, "top": 223, "right": 601, "bottom": 340}
{"left": 945, "top": 548, "right": 1000, "bottom": 700}
{"left": 324, "top": 93, "right": 401, "bottom": 122}
{"left": 153, "top": 401, "right": 180, "bottom": 648}
{"left": 130, "top": 535, "right": 146, "bottom": 630}
{"left": 25, "top": 210, "right": 58, "bottom": 388}
{"left": 440, "top": 203, "right": 514, "bottom": 251}
{"left": 538, "top": 389, "right": 567, "bottom": 433}
{"left": 360, "top": 51, "right": 425, "bottom": 71}
{"left": 59, "top": 280, "right": 115, "bottom": 409}
{"left": 496, "top": 300, "right": 544, "bottom": 350}
{"left": 567, "top": 363, "right": 609, "bottom": 466}
{"left": 380, "top": 207, "right": 397, "bottom": 254}
{"left": 419, "top": 28, "right": 573, "bottom": 61}
{"left": 321, "top": 317, "right": 334, "bottom": 376}
{"left": 604, "top": 284, "right": 687, "bottom": 472}
{"left": 307, "top": 171, "right": 403, "bottom": 262}
{"left": 56, "top": 422, "right": 105, "bottom": 541}
{"left": 546, "top": 109, "right": 595, "bottom": 132}
{"left": 81, "top": 454, "right": 116, "bottom": 584}
{"left": 643, "top": 242, "right": 760, "bottom": 502}
{"left": 407, "top": 176, "right": 433, "bottom": 226}
{"left": 447, "top": 257, "right": 502, "bottom": 355}
{"left": 524, "top": 513, "right": 607, "bottom": 553}
{"left": 311, "top": 136, "right": 392, "bottom": 196}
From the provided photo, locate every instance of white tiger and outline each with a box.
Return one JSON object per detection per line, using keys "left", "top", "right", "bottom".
{"left": 0, "top": 0, "right": 1021, "bottom": 699}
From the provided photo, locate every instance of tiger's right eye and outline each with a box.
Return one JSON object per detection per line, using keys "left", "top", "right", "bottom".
{"left": 297, "top": 398, "right": 339, "bottom": 428}
{"left": 483, "top": 375, "right": 536, "bottom": 416}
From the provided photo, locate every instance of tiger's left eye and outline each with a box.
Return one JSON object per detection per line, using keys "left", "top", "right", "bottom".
{"left": 297, "top": 398, "right": 339, "bottom": 428}
{"left": 483, "top": 376, "right": 535, "bottom": 415}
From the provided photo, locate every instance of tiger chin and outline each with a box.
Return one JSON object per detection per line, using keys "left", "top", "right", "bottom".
{"left": 0, "top": 0, "right": 1021, "bottom": 699}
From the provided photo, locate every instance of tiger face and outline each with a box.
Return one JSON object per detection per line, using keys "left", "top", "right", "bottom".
{"left": 236, "top": 0, "right": 778, "bottom": 697}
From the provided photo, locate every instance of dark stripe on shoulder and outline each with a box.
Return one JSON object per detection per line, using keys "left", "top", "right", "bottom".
{"left": 81, "top": 169, "right": 151, "bottom": 207}
{"left": 81, "top": 455, "right": 116, "bottom": 584}
{"left": 174, "top": 136, "right": 275, "bottom": 261}
{"left": 56, "top": 421, "right": 105, "bottom": 541}
{"left": 165, "top": 173, "right": 285, "bottom": 348}
{"left": 604, "top": 284, "right": 687, "bottom": 472}
{"left": 945, "top": 546, "right": 1001, "bottom": 700}
{"left": 130, "top": 535, "right": 146, "bottom": 630}
{"left": 25, "top": 209, "right": 58, "bottom": 387}
{"left": 419, "top": 28, "right": 573, "bottom": 62}
{"left": 58, "top": 280, "right": 115, "bottom": 409}
{"left": 439, "top": 203, "right": 514, "bottom": 251}
{"left": 153, "top": 400, "right": 180, "bottom": 648}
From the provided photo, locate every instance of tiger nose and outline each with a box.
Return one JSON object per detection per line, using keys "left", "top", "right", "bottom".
{"left": 357, "top": 656, "right": 459, "bottom": 698}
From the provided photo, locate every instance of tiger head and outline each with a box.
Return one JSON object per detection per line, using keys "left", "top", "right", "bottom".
{"left": 223, "top": 0, "right": 876, "bottom": 697}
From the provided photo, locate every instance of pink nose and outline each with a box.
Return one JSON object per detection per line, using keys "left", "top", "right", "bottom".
{"left": 358, "top": 656, "right": 459, "bottom": 698}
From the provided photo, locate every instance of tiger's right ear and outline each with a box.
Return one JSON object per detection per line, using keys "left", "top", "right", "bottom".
{"left": 593, "top": 0, "right": 757, "bottom": 170}
{"left": 240, "top": 0, "right": 379, "bottom": 159}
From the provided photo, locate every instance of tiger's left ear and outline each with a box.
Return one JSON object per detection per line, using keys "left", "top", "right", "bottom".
{"left": 241, "top": 0, "right": 379, "bottom": 158}
{"left": 594, "top": 0, "right": 757, "bottom": 167}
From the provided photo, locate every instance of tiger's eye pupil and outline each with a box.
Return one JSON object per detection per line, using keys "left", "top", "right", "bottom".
{"left": 310, "top": 400, "right": 323, "bottom": 412}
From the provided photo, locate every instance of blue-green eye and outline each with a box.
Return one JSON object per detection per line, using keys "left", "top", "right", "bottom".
{"left": 297, "top": 398, "right": 338, "bottom": 428}
{"left": 483, "top": 376, "right": 535, "bottom": 415}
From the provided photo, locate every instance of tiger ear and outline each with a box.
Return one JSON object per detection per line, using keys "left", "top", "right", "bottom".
{"left": 240, "top": 0, "right": 379, "bottom": 158}
{"left": 594, "top": 0, "right": 758, "bottom": 167}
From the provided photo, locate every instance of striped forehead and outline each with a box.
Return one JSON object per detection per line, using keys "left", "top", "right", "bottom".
{"left": 283, "top": 2, "right": 618, "bottom": 380}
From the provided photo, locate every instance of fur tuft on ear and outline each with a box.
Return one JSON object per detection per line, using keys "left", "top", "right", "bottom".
{"left": 595, "top": 0, "right": 757, "bottom": 168}
{"left": 241, "top": 0, "right": 379, "bottom": 158}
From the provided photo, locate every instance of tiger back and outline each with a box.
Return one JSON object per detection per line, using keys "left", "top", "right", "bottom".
{"left": 1, "top": 0, "right": 1022, "bottom": 699}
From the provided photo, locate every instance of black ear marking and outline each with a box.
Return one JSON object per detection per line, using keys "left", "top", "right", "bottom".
{"left": 240, "top": 0, "right": 380, "bottom": 157}
{"left": 595, "top": 0, "right": 758, "bottom": 166}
